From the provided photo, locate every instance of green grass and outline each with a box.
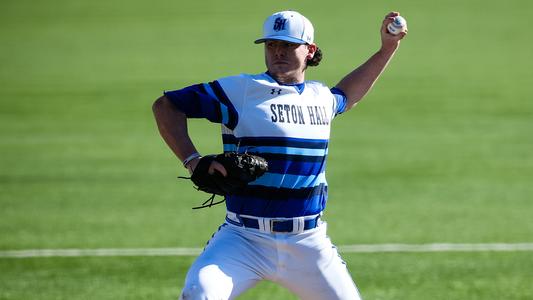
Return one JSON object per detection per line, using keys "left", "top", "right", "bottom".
{"left": 1, "top": 0, "right": 533, "bottom": 298}
{"left": 2, "top": 252, "right": 533, "bottom": 299}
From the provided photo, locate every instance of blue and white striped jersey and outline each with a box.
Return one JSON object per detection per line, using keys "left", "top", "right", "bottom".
{"left": 164, "top": 72, "right": 347, "bottom": 218}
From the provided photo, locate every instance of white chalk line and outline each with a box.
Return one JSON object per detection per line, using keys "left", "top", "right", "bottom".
{"left": 2, "top": 243, "right": 533, "bottom": 258}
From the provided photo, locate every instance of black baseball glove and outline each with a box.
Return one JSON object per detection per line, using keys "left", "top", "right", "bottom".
{"left": 187, "top": 153, "right": 268, "bottom": 208}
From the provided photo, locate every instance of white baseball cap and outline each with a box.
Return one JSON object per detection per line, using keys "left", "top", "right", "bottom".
{"left": 254, "top": 11, "right": 314, "bottom": 45}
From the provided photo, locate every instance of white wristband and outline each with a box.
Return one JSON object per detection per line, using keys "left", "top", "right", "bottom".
{"left": 182, "top": 152, "right": 201, "bottom": 168}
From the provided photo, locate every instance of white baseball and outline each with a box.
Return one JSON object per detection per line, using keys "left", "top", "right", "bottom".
{"left": 387, "top": 16, "right": 407, "bottom": 35}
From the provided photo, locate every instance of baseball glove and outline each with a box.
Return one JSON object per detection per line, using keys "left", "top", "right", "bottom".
{"left": 187, "top": 152, "right": 268, "bottom": 208}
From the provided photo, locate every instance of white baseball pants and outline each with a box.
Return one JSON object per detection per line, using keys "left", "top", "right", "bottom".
{"left": 179, "top": 221, "right": 362, "bottom": 300}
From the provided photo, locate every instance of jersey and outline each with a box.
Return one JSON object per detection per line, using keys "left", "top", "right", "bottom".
{"left": 164, "top": 72, "right": 347, "bottom": 218}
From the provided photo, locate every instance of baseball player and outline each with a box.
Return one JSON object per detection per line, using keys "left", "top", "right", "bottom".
{"left": 153, "top": 10, "right": 406, "bottom": 300}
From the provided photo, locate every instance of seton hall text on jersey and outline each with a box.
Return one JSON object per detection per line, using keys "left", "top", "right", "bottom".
{"left": 269, "top": 104, "right": 330, "bottom": 125}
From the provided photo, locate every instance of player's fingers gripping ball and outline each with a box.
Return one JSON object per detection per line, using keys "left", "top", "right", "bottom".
{"left": 387, "top": 15, "right": 408, "bottom": 35}
{"left": 191, "top": 153, "right": 268, "bottom": 196}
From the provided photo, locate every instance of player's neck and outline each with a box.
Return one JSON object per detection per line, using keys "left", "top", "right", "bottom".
{"left": 267, "top": 70, "right": 305, "bottom": 85}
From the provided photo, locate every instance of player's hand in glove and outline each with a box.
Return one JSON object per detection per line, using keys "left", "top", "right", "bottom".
{"left": 184, "top": 153, "right": 268, "bottom": 209}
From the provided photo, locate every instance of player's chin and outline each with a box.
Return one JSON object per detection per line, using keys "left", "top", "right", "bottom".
{"left": 269, "top": 64, "right": 297, "bottom": 76}
{"left": 269, "top": 63, "right": 288, "bottom": 71}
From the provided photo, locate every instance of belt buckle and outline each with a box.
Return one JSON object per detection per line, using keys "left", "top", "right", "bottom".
{"left": 270, "top": 219, "right": 280, "bottom": 233}
{"left": 270, "top": 219, "right": 289, "bottom": 233}
{"left": 270, "top": 218, "right": 306, "bottom": 233}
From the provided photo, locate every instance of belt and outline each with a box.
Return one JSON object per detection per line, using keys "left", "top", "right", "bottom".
{"left": 225, "top": 212, "right": 321, "bottom": 234}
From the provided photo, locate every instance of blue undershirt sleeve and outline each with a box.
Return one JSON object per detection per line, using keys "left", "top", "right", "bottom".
{"left": 330, "top": 87, "right": 347, "bottom": 116}
{"left": 163, "top": 81, "right": 238, "bottom": 129}
{"left": 164, "top": 84, "right": 221, "bottom": 122}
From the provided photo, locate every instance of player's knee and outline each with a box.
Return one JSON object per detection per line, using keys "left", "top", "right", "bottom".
{"left": 179, "top": 284, "right": 207, "bottom": 300}
{"left": 179, "top": 282, "right": 228, "bottom": 300}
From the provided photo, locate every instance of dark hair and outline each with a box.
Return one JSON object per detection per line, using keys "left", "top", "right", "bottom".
{"left": 307, "top": 47, "right": 322, "bottom": 67}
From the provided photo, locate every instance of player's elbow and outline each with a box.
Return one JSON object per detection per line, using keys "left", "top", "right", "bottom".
{"left": 152, "top": 95, "right": 187, "bottom": 124}
{"left": 153, "top": 96, "right": 180, "bottom": 119}
{"left": 152, "top": 96, "right": 167, "bottom": 114}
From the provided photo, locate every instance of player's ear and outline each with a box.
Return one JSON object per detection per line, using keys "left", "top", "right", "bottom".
{"left": 306, "top": 43, "right": 317, "bottom": 60}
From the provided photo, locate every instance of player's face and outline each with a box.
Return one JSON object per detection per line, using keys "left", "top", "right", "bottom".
{"left": 264, "top": 40, "right": 315, "bottom": 84}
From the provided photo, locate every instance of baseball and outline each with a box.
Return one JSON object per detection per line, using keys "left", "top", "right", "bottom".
{"left": 387, "top": 15, "right": 407, "bottom": 35}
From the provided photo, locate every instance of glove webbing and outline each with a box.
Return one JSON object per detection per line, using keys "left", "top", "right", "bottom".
{"left": 192, "top": 194, "right": 225, "bottom": 210}
{"left": 178, "top": 176, "right": 226, "bottom": 209}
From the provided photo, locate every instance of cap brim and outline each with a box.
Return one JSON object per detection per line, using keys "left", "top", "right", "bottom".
{"left": 254, "top": 36, "right": 308, "bottom": 44}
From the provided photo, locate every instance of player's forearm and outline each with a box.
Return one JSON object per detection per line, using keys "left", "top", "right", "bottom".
{"left": 335, "top": 46, "right": 398, "bottom": 110}
{"left": 152, "top": 96, "right": 199, "bottom": 162}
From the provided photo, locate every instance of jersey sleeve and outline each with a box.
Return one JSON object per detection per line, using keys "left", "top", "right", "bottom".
{"left": 330, "top": 87, "right": 347, "bottom": 116}
{"left": 164, "top": 80, "right": 239, "bottom": 130}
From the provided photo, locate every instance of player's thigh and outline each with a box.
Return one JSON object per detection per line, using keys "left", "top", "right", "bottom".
{"left": 280, "top": 225, "right": 362, "bottom": 300}
{"left": 286, "top": 252, "right": 361, "bottom": 300}
{"left": 180, "top": 224, "right": 264, "bottom": 299}
{"left": 180, "top": 263, "right": 259, "bottom": 300}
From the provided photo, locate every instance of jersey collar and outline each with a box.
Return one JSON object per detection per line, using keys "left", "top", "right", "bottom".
{"left": 263, "top": 72, "right": 305, "bottom": 95}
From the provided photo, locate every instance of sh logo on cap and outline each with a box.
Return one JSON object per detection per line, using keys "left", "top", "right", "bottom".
{"left": 255, "top": 11, "right": 314, "bottom": 45}
{"left": 273, "top": 17, "right": 287, "bottom": 31}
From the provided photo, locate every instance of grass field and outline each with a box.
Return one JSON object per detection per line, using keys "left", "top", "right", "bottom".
{"left": 1, "top": 0, "right": 532, "bottom": 299}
